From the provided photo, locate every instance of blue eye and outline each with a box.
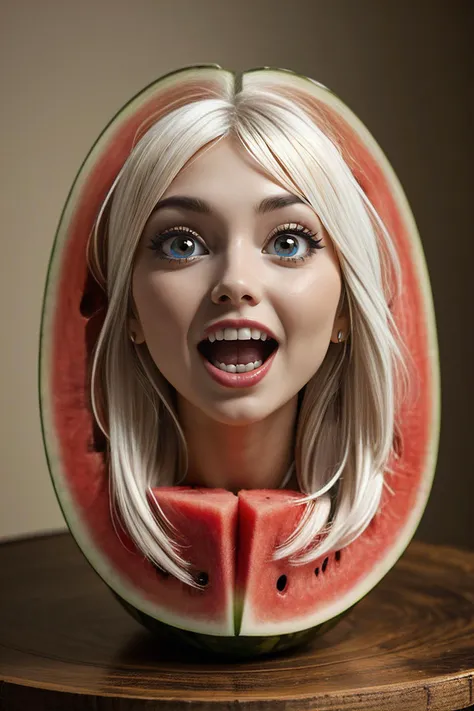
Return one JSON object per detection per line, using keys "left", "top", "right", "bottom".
{"left": 268, "top": 234, "right": 305, "bottom": 258}
{"left": 149, "top": 228, "right": 208, "bottom": 261}
{"left": 265, "top": 224, "right": 324, "bottom": 262}
{"left": 166, "top": 236, "right": 200, "bottom": 259}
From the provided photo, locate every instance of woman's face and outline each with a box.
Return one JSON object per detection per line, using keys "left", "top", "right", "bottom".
{"left": 132, "top": 137, "right": 346, "bottom": 425}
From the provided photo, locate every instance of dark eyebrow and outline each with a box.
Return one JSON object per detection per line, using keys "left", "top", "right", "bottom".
{"left": 151, "top": 196, "right": 211, "bottom": 214}
{"left": 151, "top": 194, "right": 306, "bottom": 216}
{"left": 256, "top": 194, "right": 306, "bottom": 214}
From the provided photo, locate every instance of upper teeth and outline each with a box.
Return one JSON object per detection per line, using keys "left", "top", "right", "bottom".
{"left": 207, "top": 328, "right": 269, "bottom": 343}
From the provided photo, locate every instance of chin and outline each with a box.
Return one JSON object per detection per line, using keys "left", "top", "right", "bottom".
{"left": 202, "top": 399, "right": 276, "bottom": 427}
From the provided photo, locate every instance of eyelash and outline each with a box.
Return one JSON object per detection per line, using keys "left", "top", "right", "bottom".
{"left": 148, "top": 223, "right": 325, "bottom": 265}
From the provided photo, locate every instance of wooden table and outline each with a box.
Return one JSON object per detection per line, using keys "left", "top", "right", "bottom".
{"left": 1, "top": 533, "right": 474, "bottom": 710}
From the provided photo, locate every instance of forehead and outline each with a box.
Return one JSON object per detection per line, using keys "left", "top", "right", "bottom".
{"left": 160, "top": 136, "right": 290, "bottom": 206}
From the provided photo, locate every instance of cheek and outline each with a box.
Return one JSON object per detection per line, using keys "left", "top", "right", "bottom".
{"left": 132, "top": 271, "right": 195, "bottom": 350}
{"left": 280, "top": 265, "right": 342, "bottom": 340}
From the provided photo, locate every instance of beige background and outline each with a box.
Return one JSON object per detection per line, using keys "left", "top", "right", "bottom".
{"left": 1, "top": 1, "right": 472, "bottom": 546}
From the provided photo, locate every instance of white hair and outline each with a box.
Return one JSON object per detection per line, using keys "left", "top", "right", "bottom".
{"left": 88, "top": 74, "right": 411, "bottom": 587}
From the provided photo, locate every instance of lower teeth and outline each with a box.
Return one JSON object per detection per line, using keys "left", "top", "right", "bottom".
{"left": 213, "top": 360, "right": 263, "bottom": 374}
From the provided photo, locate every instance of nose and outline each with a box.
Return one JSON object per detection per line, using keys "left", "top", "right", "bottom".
{"left": 210, "top": 245, "right": 263, "bottom": 306}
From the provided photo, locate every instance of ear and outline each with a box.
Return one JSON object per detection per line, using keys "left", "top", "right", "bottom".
{"left": 128, "top": 317, "right": 146, "bottom": 345}
{"left": 331, "top": 288, "right": 350, "bottom": 344}
{"left": 330, "top": 315, "right": 350, "bottom": 344}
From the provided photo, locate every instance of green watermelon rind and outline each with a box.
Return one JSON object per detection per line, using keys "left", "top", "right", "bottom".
{"left": 38, "top": 65, "right": 440, "bottom": 642}
{"left": 116, "top": 593, "right": 351, "bottom": 659}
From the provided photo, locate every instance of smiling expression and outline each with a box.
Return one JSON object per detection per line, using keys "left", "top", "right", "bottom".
{"left": 131, "top": 137, "right": 346, "bottom": 425}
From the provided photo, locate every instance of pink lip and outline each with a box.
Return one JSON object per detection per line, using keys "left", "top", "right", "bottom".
{"left": 201, "top": 319, "right": 278, "bottom": 342}
{"left": 199, "top": 347, "right": 278, "bottom": 389}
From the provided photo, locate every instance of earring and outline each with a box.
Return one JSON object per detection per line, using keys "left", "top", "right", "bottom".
{"left": 130, "top": 330, "right": 138, "bottom": 344}
{"left": 337, "top": 330, "right": 344, "bottom": 343}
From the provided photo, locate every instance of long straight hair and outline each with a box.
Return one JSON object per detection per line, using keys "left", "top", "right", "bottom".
{"left": 88, "top": 75, "right": 411, "bottom": 586}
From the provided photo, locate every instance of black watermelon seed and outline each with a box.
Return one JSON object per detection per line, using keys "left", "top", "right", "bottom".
{"left": 196, "top": 571, "right": 209, "bottom": 587}
{"left": 314, "top": 567, "right": 320, "bottom": 577}
{"left": 276, "top": 574, "right": 287, "bottom": 592}
{"left": 335, "top": 550, "right": 341, "bottom": 562}
{"left": 322, "top": 557, "right": 329, "bottom": 573}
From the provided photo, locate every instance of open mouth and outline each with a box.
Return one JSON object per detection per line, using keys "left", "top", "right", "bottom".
{"left": 197, "top": 337, "right": 279, "bottom": 374}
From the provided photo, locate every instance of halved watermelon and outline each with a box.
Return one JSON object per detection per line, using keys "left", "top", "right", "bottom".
{"left": 39, "top": 65, "right": 440, "bottom": 658}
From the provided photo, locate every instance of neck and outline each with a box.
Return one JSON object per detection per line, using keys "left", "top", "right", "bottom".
{"left": 177, "top": 396, "right": 299, "bottom": 492}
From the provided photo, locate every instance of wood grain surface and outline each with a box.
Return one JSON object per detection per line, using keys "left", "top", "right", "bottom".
{"left": 1, "top": 533, "right": 474, "bottom": 710}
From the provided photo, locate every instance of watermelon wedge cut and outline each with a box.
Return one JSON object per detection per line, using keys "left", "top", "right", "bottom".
{"left": 39, "top": 65, "right": 440, "bottom": 658}
{"left": 146, "top": 487, "right": 238, "bottom": 636}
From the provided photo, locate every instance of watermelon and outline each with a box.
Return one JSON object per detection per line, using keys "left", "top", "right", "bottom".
{"left": 39, "top": 65, "right": 440, "bottom": 658}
